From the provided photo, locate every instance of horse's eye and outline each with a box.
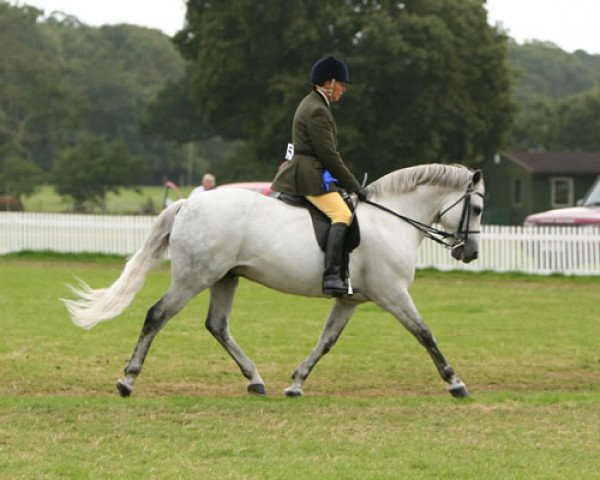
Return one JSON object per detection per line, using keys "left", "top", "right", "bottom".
{"left": 473, "top": 206, "right": 482, "bottom": 216}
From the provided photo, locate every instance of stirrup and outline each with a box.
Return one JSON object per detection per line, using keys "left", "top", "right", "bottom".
{"left": 323, "top": 286, "right": 361, "bottom": 297}
{"left": 323, "top": 278, "right": 359, "bottom": 297}
{"left": 347, "top": 277, "right": 360, "bottom": 295}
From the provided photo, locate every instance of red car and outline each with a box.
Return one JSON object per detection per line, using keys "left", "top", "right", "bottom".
{"left": 524, "top": 176, "right": 600, "bottom": 226}
{"left": 217, "top": 181, "right": 274, "bottom": 197}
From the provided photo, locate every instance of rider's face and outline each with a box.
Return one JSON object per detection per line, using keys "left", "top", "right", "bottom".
{"left": 329, "top": 80, "right": 346, "bottom": 103}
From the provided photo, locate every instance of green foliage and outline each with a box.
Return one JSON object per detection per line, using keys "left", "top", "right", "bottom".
{"left": 0, "top": 2, "right": 188, "bottom": 183}
{"left": 0, "top": 2, "right": 77, "bottom": 169}
{"left": 51, "top": 135, "right": 144, "bottom": 211}
{"left": 508, "top": 88, "right": 600, "bottom": 151}
{"left": 508, "top": 98, "right": 558, "bottom": 150}
{"left": 346, "top": 0, "right": 515, "bottom": 174}
{"left": 169, "top": 0, "right": 515, "bottom": 178}
{"left": 174, "top": 0, "right": 329, "bottom": 158}
{"left": 44, "top": 20, "right": 187, "bottom": 182}
{"left": 554, "top": 88, "right": 600, "bottom": 150}
{"left": 141, "top": 77, "right": 208, "bottom": 144}
{"left": 0, "top": 153, "right": 44, "bottom": 198}
{"left": 8, "top": 0, "right": 600, "bottom": 193}
{"left": 509, "top": 40, "right": 600, "bottom": 103}
{"left": 507, "top": 41, "right": 600, "bottom": 151}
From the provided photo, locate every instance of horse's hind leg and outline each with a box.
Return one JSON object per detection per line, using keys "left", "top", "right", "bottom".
{"left": 375, "top": 288, "right": 469, "bottom": 398}
{"left": 116, "top": 285, "right": 198, "bottom": 397}
{"left": 285, "top": 299, "right": 357, "bottom": 397}
{"left": 205, "top": 275, "right": 266, "bottom": 396}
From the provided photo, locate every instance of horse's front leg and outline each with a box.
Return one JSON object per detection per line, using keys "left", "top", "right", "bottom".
{"left": 374, "top": 287, "right": 469, "bottom": 398}
{"left": 206, "top": 276, "right": 266, "bottom": 396}
{"left": 286, "top": 299, "right": 357, "bottom": 397}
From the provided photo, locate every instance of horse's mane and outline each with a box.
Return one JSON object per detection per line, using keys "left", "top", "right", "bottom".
{"left": 368, "top": 163, "right": 473, "bottom": 196}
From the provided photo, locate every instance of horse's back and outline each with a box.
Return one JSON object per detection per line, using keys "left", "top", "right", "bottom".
{"left": 175, "top": 188, "right": 305, "bottom": 240}
{"left": 169, "top": 189, "right": 325, "bottom": 295}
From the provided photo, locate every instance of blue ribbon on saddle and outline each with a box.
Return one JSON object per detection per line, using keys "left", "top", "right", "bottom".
{"left": 322, "top": 170, "right": 339, "bottom": 192}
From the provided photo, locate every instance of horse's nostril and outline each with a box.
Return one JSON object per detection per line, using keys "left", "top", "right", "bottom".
{"left": 473, "top": 251, "right": 478, "bottom": 260}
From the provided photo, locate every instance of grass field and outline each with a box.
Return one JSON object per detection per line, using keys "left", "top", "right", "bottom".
{"left": 22, "top": 185, "right": 194, "bottom": 214}
{"left": 0, "top": 255, "right": 598, "bottom": 479}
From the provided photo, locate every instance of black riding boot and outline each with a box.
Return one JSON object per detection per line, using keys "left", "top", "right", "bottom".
{"left": 322, "top": 222, "right": 349, "bottom": 296}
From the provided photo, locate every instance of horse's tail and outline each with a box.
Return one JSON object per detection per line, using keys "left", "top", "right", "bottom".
{"left": 64, "top": 199, "right": 185, "bottom": 330}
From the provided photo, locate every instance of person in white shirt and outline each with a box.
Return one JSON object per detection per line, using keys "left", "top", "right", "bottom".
{"left": 190, "top": 173, "right": 217, "bottom": 197}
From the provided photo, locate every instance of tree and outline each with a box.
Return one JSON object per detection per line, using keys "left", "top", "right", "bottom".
{"left": 46, "top": 21, "right": 188, "bottom": 183}
{"left": 555, "top": 89, "right": 600, "bottom": 151}
{"left": 169, "top": 0, "right": 515, "bottom": 179}
{"left": 508, "top": 98, "right": 560, "bottom": 150}
{"left": 173, "top": 0, "right": 335, "bottom": 161}
{"left": 0, "top": 2, "right": 78, "bottom": 170}
{"left": 1, "top": 2, "right": 190, "bottom": 184}
{"left": 507, "top": 88, "right": 600, "bottom": 152}
{"left": 508, "top": 41, "right": 600, "bottom": 103}
{"left": 340, "top": 0, "right": 515, "bottom": 175}
{"left": 0, "top": 153, "right": 44, "bottom": 199}
{"left": 51, "top": 136, "right": 144, "bottom": 211}
{"left": 142, "top": 77, "right": 208, "bottom": 144}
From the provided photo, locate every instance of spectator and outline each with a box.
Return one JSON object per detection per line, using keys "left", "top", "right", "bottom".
{"left": 162, "top": 179, "right": 182, "bottom": 208}
{"left": 190, "top": 173, "right": 217, "bottom": 197}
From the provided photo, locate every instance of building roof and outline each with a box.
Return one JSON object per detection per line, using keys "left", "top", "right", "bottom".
{"left": 503, "top": 151, "right": 600, "bottom": 174}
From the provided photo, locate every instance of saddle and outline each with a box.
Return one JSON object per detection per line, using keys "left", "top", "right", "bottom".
{"left": 277, "top": 192, "right": 360, "bottom": 279}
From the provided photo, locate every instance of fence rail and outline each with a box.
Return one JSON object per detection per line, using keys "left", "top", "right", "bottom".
{"left": 417, "top": 224, "right": 600, "bottom": 275}
{"left": 0, "top": 212, "right": 154, "bottom": 256}
{"left": 1, "top": 212, "right": 599, "bottom": 275}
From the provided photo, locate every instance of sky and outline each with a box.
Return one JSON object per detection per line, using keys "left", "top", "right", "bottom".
{"left": 486, "top": 0, "right": 600, "bottom": 54}
{"left": 10, "top": 0, "right": 187, "bottom": 36}
{"left": 8, "top": 0, "right": 600, "bottom": 55}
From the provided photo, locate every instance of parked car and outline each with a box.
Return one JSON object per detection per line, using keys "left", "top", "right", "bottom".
{"left": 523, "top": 176, "right": 600, "bottom": 270}
{"left": 524, "top": 176, "right": 600, "bottom": 226}
{"left": 217, "top": 181, "right": 274, "bottom": 197}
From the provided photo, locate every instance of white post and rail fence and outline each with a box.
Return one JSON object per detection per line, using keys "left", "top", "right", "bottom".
{"left": 1, "top": 212, "right": 599, "bottom": 276}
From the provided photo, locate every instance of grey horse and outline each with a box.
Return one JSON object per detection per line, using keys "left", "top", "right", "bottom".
{"left": 65, "top": 164, "right": 485, "bottom": 398}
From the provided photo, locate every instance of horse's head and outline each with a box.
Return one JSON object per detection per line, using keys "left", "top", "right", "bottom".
{"left": 366, "top": 164, "right": 485, "bottom": 263}
{"left": 437, "top": 170, "right": 485, "bottom": 263}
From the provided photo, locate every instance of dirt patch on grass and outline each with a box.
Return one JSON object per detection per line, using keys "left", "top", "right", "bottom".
{"left": 5, "top": 372, "right": 596, "bottom": 399}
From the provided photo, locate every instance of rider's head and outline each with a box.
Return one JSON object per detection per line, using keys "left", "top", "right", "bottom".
{"left": 310, "top": 55, "right": 350, "bottom": 103}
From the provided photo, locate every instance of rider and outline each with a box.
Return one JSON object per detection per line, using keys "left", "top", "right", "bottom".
{"left": 271, "top": 55, "right": 367, "bottom": 296}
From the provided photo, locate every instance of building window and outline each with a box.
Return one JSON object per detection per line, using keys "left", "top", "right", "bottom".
{"left": 513, "top": 178, "right": 522, "bottom": 206}
{"left": 550, "top": 177, "right": 574, "bottom": 207}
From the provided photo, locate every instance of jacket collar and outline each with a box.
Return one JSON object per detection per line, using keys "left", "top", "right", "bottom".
{"left": 313, "top": 88, "right": 330, "bottom": 108}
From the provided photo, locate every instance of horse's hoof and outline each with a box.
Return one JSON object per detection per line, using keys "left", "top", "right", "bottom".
{"left": 116, "top": 379, "right": 132, "bottom": 397}
{"left": 285, "top": 387, "right": 304, "bottom": 398}
{"left": 448, "top": 382, "right": 469, "bottom": 398}
{"left": 247, "top": 383, "right": 267, "bottom": 396}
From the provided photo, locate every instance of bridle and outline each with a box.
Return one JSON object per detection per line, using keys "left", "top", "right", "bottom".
{"left": 361, "top": 183, "right": 484, "bottom": 250}
{"left": 437, "top": 188, "right": 485, "bottom": 249}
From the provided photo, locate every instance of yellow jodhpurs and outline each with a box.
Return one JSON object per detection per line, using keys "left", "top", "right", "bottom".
{"left": 306, "top": 192, "right": 353, "bottom": 226}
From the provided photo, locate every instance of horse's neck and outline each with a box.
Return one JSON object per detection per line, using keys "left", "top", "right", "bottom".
{"left": 375, "top": 185, "right": 445, "bottom": 226}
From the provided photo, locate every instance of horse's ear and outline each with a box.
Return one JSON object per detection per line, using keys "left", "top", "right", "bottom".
{"left": 471, "top": 169, "right": 482, "bottom": 185}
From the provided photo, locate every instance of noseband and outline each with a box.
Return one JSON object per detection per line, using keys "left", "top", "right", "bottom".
{"left": 438, "top": 188, "right": 484, "bottom": 249}
{"left": 361, "top": 183, "right": 484, "bottom": 250}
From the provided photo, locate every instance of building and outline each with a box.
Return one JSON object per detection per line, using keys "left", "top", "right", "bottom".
{"left": 480, "top": 151, "right": 600, "bottom": 225}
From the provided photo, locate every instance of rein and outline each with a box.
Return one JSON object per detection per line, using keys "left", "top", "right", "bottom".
{"left": 361, "top": 189, "right": 484, "bottom": 249}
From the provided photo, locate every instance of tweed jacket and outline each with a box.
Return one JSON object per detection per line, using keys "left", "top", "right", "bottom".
{"left": 271, "top": 90, "right": 361, "bottom": 196}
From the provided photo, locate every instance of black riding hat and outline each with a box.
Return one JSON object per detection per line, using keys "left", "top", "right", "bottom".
{"left": 310, "top": 55, "right": 351, "bottom": 85}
